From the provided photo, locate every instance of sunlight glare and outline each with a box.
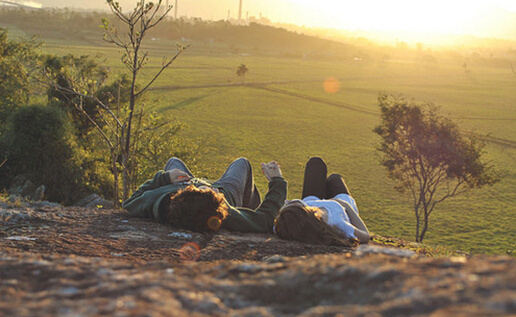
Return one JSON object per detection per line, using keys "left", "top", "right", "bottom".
{"left": 279, "top": 0, "right": 512, "bottom": 43}
{"left": 323, "top": 77, "right": 340, "bottom": 94}
{"left": 207, "top": 216, "right": 222, "bottom": 231}
{"left": 179, "top": 242, "right": 201, "bottom": 262}
{"left": 20, "top": 1, "right": 43, "bottom": 8}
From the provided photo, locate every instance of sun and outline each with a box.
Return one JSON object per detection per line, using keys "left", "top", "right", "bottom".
{"left": 281, "top": 0, "right": 494, "bottom": 42}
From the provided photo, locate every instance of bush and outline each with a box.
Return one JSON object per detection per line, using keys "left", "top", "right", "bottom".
{"left": 4, "top": 104, "right": 88, "bottom": 204}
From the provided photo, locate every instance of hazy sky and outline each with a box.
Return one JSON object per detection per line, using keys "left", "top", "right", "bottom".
{"left": 14, "top": 0, "right": 516, "bottom": 41}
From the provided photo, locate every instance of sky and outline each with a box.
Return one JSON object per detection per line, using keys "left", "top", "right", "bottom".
{"left": 10, "top": 0, "right": 516, "bottom": 42}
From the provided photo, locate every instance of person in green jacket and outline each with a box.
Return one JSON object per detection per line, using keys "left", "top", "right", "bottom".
{"left": 123, "top": 157, "right": 287, "bottom": 233}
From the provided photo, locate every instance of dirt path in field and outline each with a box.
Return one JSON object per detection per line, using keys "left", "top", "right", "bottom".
{"left": 152, "top": 81, "right": 516, "bottom": 150}
{"left": 150, "top": 80, "right": 379, "bottom": 115}
{"left": 250, "top": 85, "right": 378, "bottom": 115}
{"left": 148, "top": 79, "right": 325, "bottom": 92}
{"left": 1, "top": 202, "right": 515, "bottom": 316}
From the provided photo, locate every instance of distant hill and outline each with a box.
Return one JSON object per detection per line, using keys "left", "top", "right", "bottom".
{"left": 0, "top": 7, "right": 366, "bottom": 60}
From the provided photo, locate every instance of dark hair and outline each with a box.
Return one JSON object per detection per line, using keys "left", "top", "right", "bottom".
{"left": 166, "top": 185, "right": 229, "bottom": 232}
{"left": 274, "top": 204, "right": 358, "bottom": 247}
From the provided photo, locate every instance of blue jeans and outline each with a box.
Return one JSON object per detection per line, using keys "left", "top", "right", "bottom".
{"left": 164, "top": 157, "right": 261, "bottom": 209}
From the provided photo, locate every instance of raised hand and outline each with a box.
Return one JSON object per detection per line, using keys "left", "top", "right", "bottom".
{"left": 261, "top": 161, "right": 282, "bottom": 181}
{"left": 167, "top": 169, "right": 191, "bottom": 183}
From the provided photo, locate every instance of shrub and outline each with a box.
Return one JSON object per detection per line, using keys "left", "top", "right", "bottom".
{"left": 5, "top": 104, "right": 88, "bottom": 204}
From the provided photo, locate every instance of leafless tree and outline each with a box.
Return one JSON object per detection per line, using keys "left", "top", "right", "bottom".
{"left": 101, "top": 0, "right": 188, "bottom": 199}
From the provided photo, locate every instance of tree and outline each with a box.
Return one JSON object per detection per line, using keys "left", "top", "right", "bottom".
{"left": 41, "top": 54, "right": 129, "bottom": 201}
{"left": 0, "top": 29, "right": 42, "bottom": 190}
{"left": 373, "top": 94, "right": 498, "bottom": 242}
{"left": 43, "top": 54, "right": 110, "bottom": 136}
{"left": 100, "top": 0, "right": 188, "bottom": 200}
{"left": 236, "top": 63, "right": 248, "bottom": 83}
{"left": 38, "top": 1, "right": 191, "bottom": 207}
{"left": 0, "top": 29, "right": 41, "bottom": 124}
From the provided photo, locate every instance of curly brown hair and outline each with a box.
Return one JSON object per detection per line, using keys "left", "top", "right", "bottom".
{"left": 274, "top": 204, "right": 358, "bottom": 247}
{"left": 166, "top": 185, "right": 229, "bottom": 232}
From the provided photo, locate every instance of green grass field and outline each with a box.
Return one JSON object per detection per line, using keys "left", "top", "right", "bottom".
{"left": 37, "top": 37, "right": 516, "bottom": 256}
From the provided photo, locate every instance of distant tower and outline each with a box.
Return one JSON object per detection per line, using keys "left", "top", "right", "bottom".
{"left": 238, "top": 0, "right": 242, "bottom": 23}
{"left": 174, "top": 0, "right": 178, "bottom": 19}
{"left": 228, "top": 10, "right": 231, "bottom": 20}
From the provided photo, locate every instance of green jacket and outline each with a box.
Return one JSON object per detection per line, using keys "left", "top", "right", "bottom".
{"left": 122, "top": 171, "right": 287, "bottom": 233}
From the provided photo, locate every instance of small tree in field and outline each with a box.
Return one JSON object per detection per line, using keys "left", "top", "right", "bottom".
{"left": 373, "top": 94, "right": 498, "bottom": 242}
{"left": 236, "top": 64, "right": 248, "bottom": 83}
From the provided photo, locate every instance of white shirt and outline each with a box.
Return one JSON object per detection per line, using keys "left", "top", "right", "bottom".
{"left": 303, "top": 194, "right": 358, "bottom": 239}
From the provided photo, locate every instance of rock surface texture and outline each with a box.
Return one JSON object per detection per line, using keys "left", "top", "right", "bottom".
{"left": 1, "top": 203, "right": 515, "bottom": 316}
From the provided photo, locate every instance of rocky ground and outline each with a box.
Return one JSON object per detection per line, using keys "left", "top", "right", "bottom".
{"left": 1, "top": 202, "right": 515, "bottom": 316}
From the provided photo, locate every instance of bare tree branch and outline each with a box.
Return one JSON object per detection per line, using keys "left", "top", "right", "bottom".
{"left": 136, "top": 46, "right": 188, "bottom": 96}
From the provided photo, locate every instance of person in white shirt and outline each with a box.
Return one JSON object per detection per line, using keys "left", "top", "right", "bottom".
{"left": 274, "top": 157, "right": 370, "bottom": 246}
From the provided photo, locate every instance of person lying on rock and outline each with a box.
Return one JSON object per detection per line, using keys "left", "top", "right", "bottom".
{"left": 274, "top": 157, "right": 370, "bottom": 247}
{"left": 123, "top": 157, "right": 286, "bottom": 233}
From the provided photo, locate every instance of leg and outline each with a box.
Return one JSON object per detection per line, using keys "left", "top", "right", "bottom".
{"left": 301, "top": 157, "right": 327, "bottom": 199}
{"left": 164, "top": 157, "right": 195, "bottom": 178}
{"left": 326, "top": 173, "right": 351, "bottom": 198}
{"left": 213, "top": 157, "right": 261, "bottom": 208}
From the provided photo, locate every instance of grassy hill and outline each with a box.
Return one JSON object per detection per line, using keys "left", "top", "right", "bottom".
{"left": 2, "top": 8, "right": 515, "bottom": 255}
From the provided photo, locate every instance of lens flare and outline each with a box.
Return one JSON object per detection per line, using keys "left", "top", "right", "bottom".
{"left": 323, "top": 77, "right": 340, "bottom": 94}
{"left": 207, "top": 216, "right": 222, "bottom": 231}
{"left": 179, "top": 242, "right": 201, "bottom": 261}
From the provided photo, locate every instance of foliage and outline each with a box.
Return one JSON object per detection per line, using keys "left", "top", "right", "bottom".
{"left": 4, "top": 105, "right": 88, "bottom": 204}
{"left": 373, "top": 94, "right": 499, "bottom": 242}
{"left": 43, "top": 54, "right": 110, "bottom": 135}
{"left": 31, "top": 1, "right": 193, "bottom": 206}
{"left": 41, "top": 55, "right": 192, "bottom": 204}
{"left": 132, "top": 113, "right": 201, "bottom": 187}
{"left": 0, "top": 29, "right": 42, "bottom": 190}
{"left": 0, "top": 28, "right": 41, "bottom": 124}
{"left": 0, "top": 30, "right": 117, "bottom": 204}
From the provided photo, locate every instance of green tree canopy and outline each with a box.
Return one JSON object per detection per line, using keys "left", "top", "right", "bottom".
{"left": 0, "top": 29, "right": 41, "bottom": 123}
{"left": 43, "top": 54, "right": 110, "bottom": 135}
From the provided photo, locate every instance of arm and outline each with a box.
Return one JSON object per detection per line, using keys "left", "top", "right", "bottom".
{"left": 342, "top": 202, "right": 370, "bottom": 244}
{"left": 222, "top": 176, "right": 287, "bottom": 233}
{"left": 122, "top": 170, "right": 176, "bottom": 218}
{"left": 127, "top": 171, "right": 171, "bottom": 200}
